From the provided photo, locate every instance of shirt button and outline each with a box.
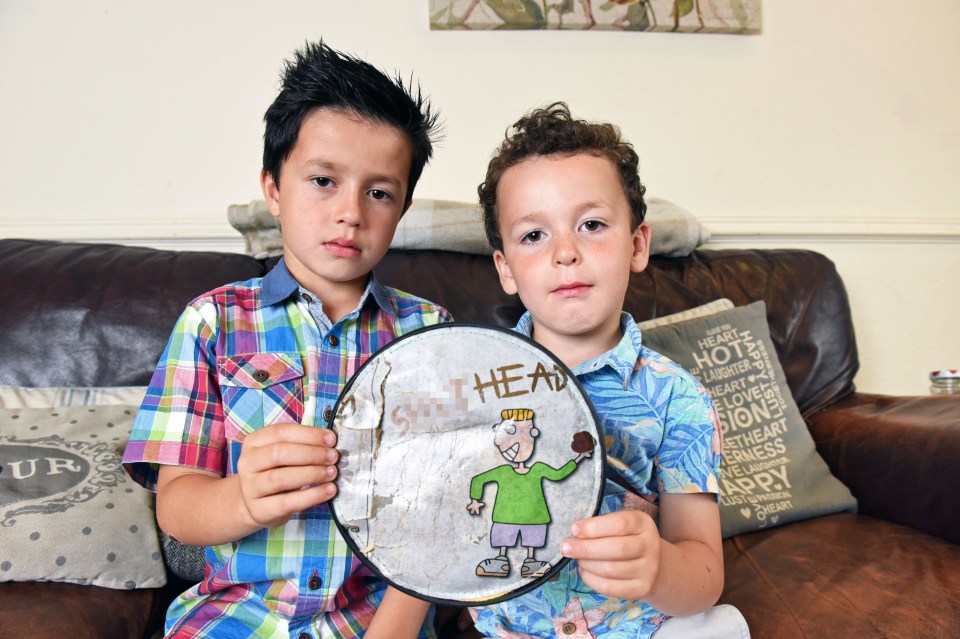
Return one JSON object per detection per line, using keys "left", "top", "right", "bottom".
{"left": 298, "top": 633, "right": 311, "bottom": 639}
{"left": 561, "top": 622, "right": 577, "bottom": 635}
{"left": 308, "top": 575, "right": 322, "bottom": 590}
{"left": 253, "top": 369, "right": 269, "bottom": 383}
{"left": 327, "top": 334, "right": 339, "bottom": 347}
{"left": 302, "top": 293, "right": 313, "bottom": 303}
{"left": 322, "top": 406, "right": 332, "bottom": 422}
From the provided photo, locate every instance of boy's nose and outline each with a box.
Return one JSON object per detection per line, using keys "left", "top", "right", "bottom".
{"left": 553, "top": 235, "right": 580, "bottom": 265}
{"left": 336, "top": 189, "right": 364, "bottom": 226}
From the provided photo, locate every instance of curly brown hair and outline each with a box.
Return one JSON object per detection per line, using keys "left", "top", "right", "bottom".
{"left": 478, "top": 102, "right": 646, "bottom": 252}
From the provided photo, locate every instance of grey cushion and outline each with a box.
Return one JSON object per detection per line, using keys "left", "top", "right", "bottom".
{"left": 641, "top": 301, "right": 857, "bottom": 537}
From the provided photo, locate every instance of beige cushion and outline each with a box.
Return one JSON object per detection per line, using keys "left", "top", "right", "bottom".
{"left": 0, "top": 405, "right": 165, "bottom": 589}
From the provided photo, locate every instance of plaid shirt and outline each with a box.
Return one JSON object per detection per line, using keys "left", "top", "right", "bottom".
{"left": 123, "top": 260, "right": 451, "bottom": 639}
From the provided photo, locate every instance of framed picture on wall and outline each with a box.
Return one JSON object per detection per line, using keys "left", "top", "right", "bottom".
{"left": 429, "top": 0, "right": 761, "bottom": 34}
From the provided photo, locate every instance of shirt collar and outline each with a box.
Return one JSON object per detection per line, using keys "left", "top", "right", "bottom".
{"left": 513, "top": 311, "right": 640, "bottom": 382}
{"left": 261, "top": 258, "right": 396, "bottom": 317}
{"left": 261, "top": 258, "right": 300, "bottom": 306}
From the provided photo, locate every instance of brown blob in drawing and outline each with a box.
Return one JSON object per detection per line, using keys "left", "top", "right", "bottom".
{"left": 571, "top": 431, "right": 596, "bottom": 453}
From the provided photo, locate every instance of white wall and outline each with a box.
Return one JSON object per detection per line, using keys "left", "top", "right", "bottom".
{"left": 1, "top": 1, "right": 958, "bottom": 395}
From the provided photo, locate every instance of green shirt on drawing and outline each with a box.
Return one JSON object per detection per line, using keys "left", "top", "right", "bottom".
{"left": 469, "top": 460, "right": 577, "bottom": 525}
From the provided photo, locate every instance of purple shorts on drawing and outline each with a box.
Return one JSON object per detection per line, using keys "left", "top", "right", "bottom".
{"left": 490, "top": 523, "right": 547, "bottom": 548}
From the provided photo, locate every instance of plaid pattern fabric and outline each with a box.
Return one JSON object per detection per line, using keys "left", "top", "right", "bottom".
{"left": 122, "top": 261, "right": 450, "bottom": 638}
{"left": 470, "top": 313, "right": 722, "bottom": 639}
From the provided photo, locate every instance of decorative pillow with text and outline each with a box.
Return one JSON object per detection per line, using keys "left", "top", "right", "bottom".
{"left": 641, "top": 301, "right": 857, "bottom": 537}
{"left": 0, "top": 386, "right": 204, "bottom": 581}
{"left": 0, "top": 405, "right": 166, "bottom": 589}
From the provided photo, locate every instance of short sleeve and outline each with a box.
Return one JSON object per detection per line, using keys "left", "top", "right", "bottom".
{"left": 122, "top": 300, "right": 227, "bottom": 491}
{"left": 656, "top": 373, "right": 722, "bottom": 498}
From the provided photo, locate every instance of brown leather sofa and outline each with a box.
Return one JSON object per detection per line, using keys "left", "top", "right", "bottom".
{"left": 1, "top": 237, "right": 958, "bottom": 639}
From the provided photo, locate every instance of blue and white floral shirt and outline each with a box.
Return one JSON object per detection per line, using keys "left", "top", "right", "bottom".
{"left": 469, "top": 312, "right": 722, "bottom": 639}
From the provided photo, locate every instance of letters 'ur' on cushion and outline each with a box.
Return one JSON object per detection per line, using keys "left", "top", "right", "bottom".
{"left": 640, "top": 301, "right": 857, "bottom": 537}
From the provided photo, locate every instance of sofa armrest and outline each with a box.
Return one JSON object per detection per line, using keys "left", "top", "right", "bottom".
{"left": 806, "top": 393, "right": 960, "bottom": 544}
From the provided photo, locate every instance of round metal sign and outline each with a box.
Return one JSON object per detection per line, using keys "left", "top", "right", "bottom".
{"left": 329, "top": 324, "right": 604, "bottom": 605}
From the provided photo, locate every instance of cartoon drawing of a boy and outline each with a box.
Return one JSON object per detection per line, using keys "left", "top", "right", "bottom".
{"left": 467, "top": 408, "right": 594, "bottom": 578}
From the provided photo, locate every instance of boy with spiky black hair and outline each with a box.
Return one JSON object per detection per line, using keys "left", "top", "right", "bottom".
{"left": 123, "top": 41, "right": 449, "bottom": 638}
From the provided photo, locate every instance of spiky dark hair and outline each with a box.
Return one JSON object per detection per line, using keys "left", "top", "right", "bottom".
{"left": 262, "top": 41, "right": 441, "bottom": 205}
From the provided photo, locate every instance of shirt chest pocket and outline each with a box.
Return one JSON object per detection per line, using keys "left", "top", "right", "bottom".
{"left": 217, "top": 352, "right": 305, "bottom": 441}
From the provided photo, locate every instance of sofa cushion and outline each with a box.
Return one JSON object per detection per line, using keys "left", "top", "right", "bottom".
{"left": 0, "top": 580, "right": 160, "bottom": 639}
{"left": 641, "top": 301, "right": 857, "bottom": 537}
{"left": 0, "top": 240, "right": 860, "bottom": 417}
{"left": 0, "top": 239, "right": 267, "bottom": 388}
{"left": 721, "top": 513, "right": 960, "bottom": 638}
{"left": 0, "top": 405, "right": 165, "bottom": 589}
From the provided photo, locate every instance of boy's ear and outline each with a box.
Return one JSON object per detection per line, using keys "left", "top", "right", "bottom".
{"left": 493, "top": 250, "right": 519, "bottom": 296}
{"left": 630, "top": 222, "right": 652, "bottom": 273}
{"left": 260, "top": 169, "right": 281, "bottom": 219}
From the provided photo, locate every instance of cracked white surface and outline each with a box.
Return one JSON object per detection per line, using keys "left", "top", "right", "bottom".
{"left": 331, "top": 326, "right": 604, "bottom": 604}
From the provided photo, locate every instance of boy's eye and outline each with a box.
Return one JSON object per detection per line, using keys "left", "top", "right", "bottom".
{"left": 312, "top": 176, "right": 334, "bottom": 188}
{"left": 521, "top": 230, "right": 543, "bottom": 244}
{"left": 368, "top": 188, "right": 392, "bottom": 201}
{"left": 580, "top": 219, "right": 605, "bottom": 232}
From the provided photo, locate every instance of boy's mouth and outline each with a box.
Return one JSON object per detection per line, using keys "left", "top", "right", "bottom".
{"left": 324, "top": 238, "right": 361, "bottom": 259}
{"left": 501, "top": 443, "right": 520, "bottom": 461}
{"left": 553, "top": 282, "right": 590, "bottom": 297}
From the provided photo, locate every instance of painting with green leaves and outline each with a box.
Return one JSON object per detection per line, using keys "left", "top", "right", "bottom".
{"left": 429, "top": 0, "right": 761, "bottom": 34}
